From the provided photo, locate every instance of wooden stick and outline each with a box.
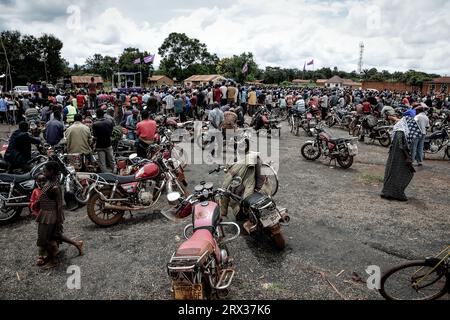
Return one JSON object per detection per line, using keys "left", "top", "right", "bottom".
{"left": 319, "top": 272, "right": 347, "bottom": 300}
{"left": 336, "top": 270, "right": 345, "bottom": 277}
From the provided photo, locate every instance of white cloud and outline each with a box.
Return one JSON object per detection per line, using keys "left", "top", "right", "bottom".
{"left": 0, "top": 0, "right": 449, "bottom": 75}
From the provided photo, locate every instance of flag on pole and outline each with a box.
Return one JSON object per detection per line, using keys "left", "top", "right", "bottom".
{"left": 307, "top": 59, "right": 314, "bottom": 66}
{"left": 242, "top": 62, "right": 249, "bottom": 75}
{"left": 143, "top": 54, "right": 155, "bottom": 64}
{"left": 133, "top": 58, "right": 141, "bottom": 65}
{"left": 303, "top": 62, "right": 306, "bottom": 72}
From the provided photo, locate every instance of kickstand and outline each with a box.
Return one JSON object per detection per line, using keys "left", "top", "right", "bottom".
{"left": 329, "top": 158, "right": 337, "bottom": 167}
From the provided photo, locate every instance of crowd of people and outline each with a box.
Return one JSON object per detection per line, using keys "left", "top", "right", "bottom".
{"left": 2, "top": 79, "right": 449, "bottom": 195}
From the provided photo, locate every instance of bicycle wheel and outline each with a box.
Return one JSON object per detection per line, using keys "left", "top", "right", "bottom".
{"left": 261, "top": 163, "right": 279, "bottom": 197}
{"left": 379, "top": 260, "right": 448, "bottom": 300}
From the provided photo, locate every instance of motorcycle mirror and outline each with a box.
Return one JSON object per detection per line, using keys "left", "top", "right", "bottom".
{"left": 230, "top": 176, "right": 242, "bottom": 189}
{"left": 167, "top": 192, "right": 182, "bottom": 205}
{"left": 129, "top": 153, "right": 138, "bottom": 161}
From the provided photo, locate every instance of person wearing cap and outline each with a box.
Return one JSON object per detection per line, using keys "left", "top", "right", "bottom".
{"left": 412, "top": 106, "right": 430, "bottom": 166}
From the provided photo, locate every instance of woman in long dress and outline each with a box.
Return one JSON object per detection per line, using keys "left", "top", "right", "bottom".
{"left": 381, "top": 110, "right": 421, "bottom": 201}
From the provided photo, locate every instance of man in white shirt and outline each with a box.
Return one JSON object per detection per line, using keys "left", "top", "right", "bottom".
{"left": 163, "top": 91, "right": 175, "bottom": 114}
{"left": 412, "top": 106, "right": 430, "bottom": 166}
{"left": 220, "top": 82, "right": 228, "bottom": 107}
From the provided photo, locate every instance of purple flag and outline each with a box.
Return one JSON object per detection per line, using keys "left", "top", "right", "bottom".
{"left": 307, "top": 59, "right": 314, "bottom": 66}
{"left": 143, "top": 54, "right": 155, "bottom": 64}
{"left": 133, "top": 58, "right": 141, "bottom": 65}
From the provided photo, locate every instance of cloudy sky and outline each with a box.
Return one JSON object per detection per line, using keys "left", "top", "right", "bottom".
{"left": 1, "top": 0, "right": 449, "bottom": 75}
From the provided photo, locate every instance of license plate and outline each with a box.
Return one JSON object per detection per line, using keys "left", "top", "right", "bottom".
{"left": 173, "top": 284, "right": 204, "bottom": 300}
{"left": 260, "top": 210, "right": 281, "bottom": 228}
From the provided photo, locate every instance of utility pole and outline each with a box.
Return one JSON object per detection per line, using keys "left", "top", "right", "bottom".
{"left": 0, "top": 35, "right": 13, "bottom": 92}
{"left": 358, "top": 42, "right": 365, "bottom": 75}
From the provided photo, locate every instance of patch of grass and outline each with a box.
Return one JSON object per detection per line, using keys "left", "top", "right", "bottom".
{"left": 361, "top": 173, "right": 384, "bottom": 184}
{"left": 262, "top": 282, "right": 283, "bottom": 293}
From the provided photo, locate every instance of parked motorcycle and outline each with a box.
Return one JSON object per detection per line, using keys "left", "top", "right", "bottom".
{"left": 301, "top": 124, "right": 359, "bottom": 169}
{"left": 431, "top": 110, "right": 450, "bottom": 133}
{"left": 166, "top": 179, "right": 241, "bottom": 300}
{"left": 251, "top": 107, "right": 281, "bottom": 137}
{"left": 0, "top": 157, "right": 46, "bottom": 224}
{"left": 85, "top": 157, "right": 188, "bottom": 227}
{"left": 0, "top": 150, "right": 85, "bottom": 224}
{"left": 210, "top": 164, "right": 289, "bottom": 250}
{"left": 300, "top": 107, "right": 321, "bottom": 137}
{"left": 325, "top": 107, "right": 353, "bottom": 130}
{"left": 424, "top": 129, "right": 450, "bottom": 159}
{"left": 352, "top": 116, "right": 392, "bottom": 147}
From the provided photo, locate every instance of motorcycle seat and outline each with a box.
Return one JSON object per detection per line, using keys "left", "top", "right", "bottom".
{"left": 243, "top": 192, "right": 271, "bottom": 209}
{"left": 330, "top": 138, "right": 347, "bottom": 145}
{"left": 0, "top": 172, "right": 32, "bottom": 183}
{"left": 175, "top": 229, "right": 215, "bottom": 257}
{"left": 98, "top": 173, "right": 136, "bottom": 184}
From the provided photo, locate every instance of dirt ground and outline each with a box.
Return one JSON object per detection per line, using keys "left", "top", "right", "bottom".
{"left": 0, "top": 123, "right": 449, "bottom": 300}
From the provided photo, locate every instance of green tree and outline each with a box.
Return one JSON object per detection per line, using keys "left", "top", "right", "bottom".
{"left": 158, "top": 32, "right": 218, "bottom": 81}
{"left": 216, "top": 52, "right": 258, "bottom": 83}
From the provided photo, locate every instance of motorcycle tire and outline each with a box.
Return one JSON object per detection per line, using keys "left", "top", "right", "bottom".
{"left": 431, "top": 124, "right": 441, "bottom": 133}
{"left": 326, "top": 116, "right": 336, "bottom": 128}
{"left": 87, "top": 188, "right": 125, "bottom": 227}
{"left": 337, "top": 155, "right": 354, "bottom": 169}
{"left": 352, "top": 127, "right": 361, "bottom": 137}
{"left": 301, "top": 143, "right": 321, "bottom": 161}
{"left": 378, "top": 134, "right": 392, "bottom": 148}
{"left": 446, "top": 146, "right": 450, "bottom": 159}
{"left": 0, "top": 190, "right": 24, "bottom": 225}
{"left": 295, "top": 121, "right": 301, "bottom": 137}
{"left": 280, "top": 111, "right": 289, "bottom": 122}
{"left": 270, "top": 225, "right": 286, "bottom": 250}
{"left": 289, "top": 117, "right": 295, "bottom": 133}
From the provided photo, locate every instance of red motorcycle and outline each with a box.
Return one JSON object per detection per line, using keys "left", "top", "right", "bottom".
{"left": 85, "top": 157, "right": 188, "bottom": 227}
{"left": 301, "top": 123, "right": 359, "bottom": 169}
{"left": 166, "top": 179, "right": 242, "bottom": 300}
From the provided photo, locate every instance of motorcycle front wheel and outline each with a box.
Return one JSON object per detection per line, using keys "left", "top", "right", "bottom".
{"left": 87, "top": 188, "right": 125, "bottom": 227}
{"left": 326, "top": 116, "right": 336, "bottom": 128}
{"left": 0, "top": 190, "right": 24, "bottom": 225}
{"left": 446, "top": 146, "right": 450, "bottom": 159}
{"left": 301, "top": 143, "right": 321, "bottom": 161}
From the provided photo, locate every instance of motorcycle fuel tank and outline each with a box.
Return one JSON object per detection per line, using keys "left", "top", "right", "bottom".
{"left": 135, "top": 163, "right": 160, "bottom": 180}
{"left": 193, "top": 201, "right": 221, "bottom": 229}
